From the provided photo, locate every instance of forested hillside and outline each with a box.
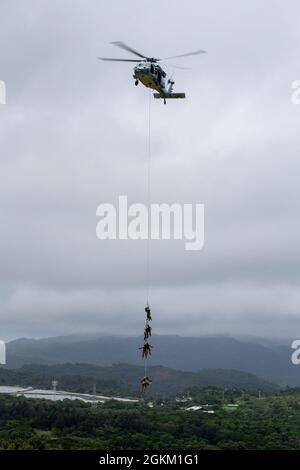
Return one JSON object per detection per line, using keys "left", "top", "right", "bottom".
{"left": 0, "top": 363, "right": 277, "bottom": 397}
{"left": 0, "top": 390, "right": 300, "bottom": 450}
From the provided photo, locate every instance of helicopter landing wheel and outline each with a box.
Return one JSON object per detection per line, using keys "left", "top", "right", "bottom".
{"left": 135, "top": 80, "right": 139, "bottom": 86}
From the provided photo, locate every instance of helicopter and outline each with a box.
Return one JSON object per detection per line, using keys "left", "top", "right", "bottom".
{"left": 99, "top": 41, "right": 206, "bottom": 104}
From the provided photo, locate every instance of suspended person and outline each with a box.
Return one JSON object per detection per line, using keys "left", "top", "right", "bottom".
{"left": 140, "top": 375, "right": 152, "bottom": 392}
{"left": 139, "top": 342, "right": 153, "bottom": 359}
{"left": 144, "top": 324, "right": 152, "bottom": 341}
{"left": 145, "top": 304, "right": 152, "bottom": 321}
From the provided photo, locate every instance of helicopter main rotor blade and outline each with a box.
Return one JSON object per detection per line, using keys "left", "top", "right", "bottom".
{"left": 171, "top": 65, "right": 192, "bottom": 70}
{"left": 110, "top": 41, "right": 147, "bottom": 59}
{"left": 163, "top": 49, "right": 206, "bottom": 60}
{"left": 98, "top": 57, "right": 142, "bottom": 62}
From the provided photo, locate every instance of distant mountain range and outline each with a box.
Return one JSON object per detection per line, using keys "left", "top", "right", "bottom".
{"left": 5, "top": 334, "right": 299, "bottom": 386}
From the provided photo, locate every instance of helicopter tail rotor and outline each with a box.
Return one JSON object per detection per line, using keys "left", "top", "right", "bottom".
{"left": 167, "top": 78, "right": 175, "bottom": 94}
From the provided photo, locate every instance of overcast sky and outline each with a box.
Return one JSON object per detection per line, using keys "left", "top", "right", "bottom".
{"left": 0, "top": 0, "right": 300, "bottom": 340}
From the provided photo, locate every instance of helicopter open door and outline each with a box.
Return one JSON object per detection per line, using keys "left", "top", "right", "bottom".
{"left": 153, "top": 93, "right": 186, "bottom": 99}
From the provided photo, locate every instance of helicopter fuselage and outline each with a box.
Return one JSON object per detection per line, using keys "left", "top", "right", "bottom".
{"left": 133, "top": 62, "right": 168, "bottom": 95}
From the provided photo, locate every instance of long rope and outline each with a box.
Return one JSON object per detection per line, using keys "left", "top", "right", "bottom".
{"left": 146, "top": 89, "right": 152, "bottom": 305}
{"left": 144, "top": 352, "right": 148, "bottom": 376}
{"left": 142, "top": 89, "right": 152, "bottom": 386}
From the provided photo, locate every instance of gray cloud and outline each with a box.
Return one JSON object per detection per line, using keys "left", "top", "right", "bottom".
{"left": 1, "top": 0, "right": 300, "bottom": 340}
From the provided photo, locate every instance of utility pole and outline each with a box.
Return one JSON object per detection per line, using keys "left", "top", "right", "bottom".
{"left": 52, "top": 380, "right": 58, "bottom": 400}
